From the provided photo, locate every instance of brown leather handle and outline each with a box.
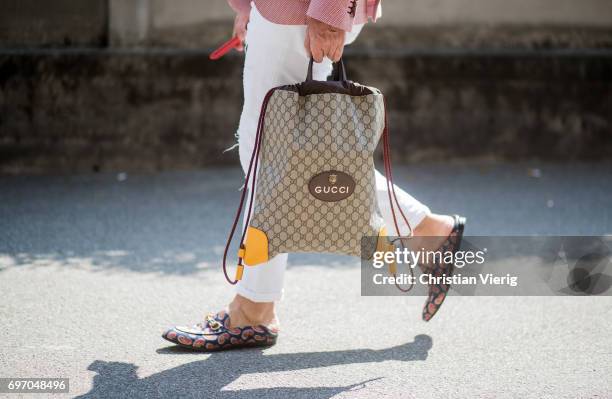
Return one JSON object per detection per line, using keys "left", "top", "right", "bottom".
{"left": 306, "top": 57, "right": 347, "bottom": 82}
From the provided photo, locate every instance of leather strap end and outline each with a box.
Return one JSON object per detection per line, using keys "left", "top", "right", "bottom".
{"left": 235, "top": 264, "right": 244, "bottom": 281}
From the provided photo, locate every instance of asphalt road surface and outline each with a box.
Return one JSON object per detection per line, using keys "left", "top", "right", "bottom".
{"left": 1, "top": 163, "right": 611, "bottom": 398}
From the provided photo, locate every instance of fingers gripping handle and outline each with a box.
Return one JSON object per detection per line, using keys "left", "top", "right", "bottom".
{"left": 306, "top": 57, "right": 347, "bottom": 82}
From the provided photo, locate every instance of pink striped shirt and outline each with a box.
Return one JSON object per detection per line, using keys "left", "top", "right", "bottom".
{"left": 227, "top": 0, "right": 381, "bottom": 32}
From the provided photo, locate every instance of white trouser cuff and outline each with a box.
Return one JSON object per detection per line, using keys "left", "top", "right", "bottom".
{"left": 235, "top": 284, "right": 284, "bottom": 302}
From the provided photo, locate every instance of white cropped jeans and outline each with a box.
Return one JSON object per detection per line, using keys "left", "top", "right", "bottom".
{"left": 234, "top": 3, "right": 430, "bottom": 302}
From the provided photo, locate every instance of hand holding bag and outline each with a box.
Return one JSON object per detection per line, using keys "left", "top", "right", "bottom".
{"left": 223, "top": 59, "right": 413, "bottom": 288}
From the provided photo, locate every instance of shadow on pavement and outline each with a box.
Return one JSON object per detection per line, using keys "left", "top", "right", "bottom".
{"left": 76, "top": 334, "right": 432, "bottom": 398}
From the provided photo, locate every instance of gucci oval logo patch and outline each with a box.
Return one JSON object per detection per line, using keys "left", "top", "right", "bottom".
{"left": 308, "top": 170, "right": 356, "bottom": 202}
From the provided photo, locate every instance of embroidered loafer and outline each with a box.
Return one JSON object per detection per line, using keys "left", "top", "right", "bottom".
{"left": 162, "top": 310, "right": 278, "bottom": 351}
{"left": 420, "top": 215, "right": 466, "bottom": 321}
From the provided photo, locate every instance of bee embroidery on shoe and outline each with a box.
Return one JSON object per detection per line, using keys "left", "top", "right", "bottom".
{"left": 348, "top": 0, "right": 357, "bottom": 17}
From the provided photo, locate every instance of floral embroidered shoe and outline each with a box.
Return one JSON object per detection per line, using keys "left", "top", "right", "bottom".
{"left": 420, "top": 215, "right": 466, "bottom": 322}
{"left": 162, "top": 310, "right": 278, "bottom": 351}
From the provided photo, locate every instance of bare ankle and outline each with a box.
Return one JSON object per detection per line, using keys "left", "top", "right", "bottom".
{"left": 414, "top": 214, "right": 453, "bottom": 237}
{"left": 228, "top": 294, "right": 277, "bottom": 328}
{"left": 409, "top": 214, "right": 454, "bottom": 252}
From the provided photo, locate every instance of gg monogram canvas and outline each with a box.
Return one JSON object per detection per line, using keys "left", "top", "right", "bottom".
{"left": 222, "top": 59, "right": 405, "bottom": 284}
{"left": 246, "top": 86, "right": 387, "bottom": 260}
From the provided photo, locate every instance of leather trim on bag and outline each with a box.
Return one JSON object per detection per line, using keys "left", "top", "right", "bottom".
{"left": 241, "top": 226, "right": 270, "bottom": 266}
{"left": 278, "top": 80, "right": 379, "bottom": 96}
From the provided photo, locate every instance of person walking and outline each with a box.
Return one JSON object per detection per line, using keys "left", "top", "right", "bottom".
{"left": 163, "top": 0, "right": 465, "bottom": 351}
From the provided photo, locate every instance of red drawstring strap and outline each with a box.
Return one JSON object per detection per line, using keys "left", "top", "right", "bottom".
{"left": 222, "top": 88, "right": 277, "bottom": 285}
{"left": 381, "top": 96, "right": 414, "bottom": 292}
{"left": 382, "top": 96, "right": 413, "bottom": 238}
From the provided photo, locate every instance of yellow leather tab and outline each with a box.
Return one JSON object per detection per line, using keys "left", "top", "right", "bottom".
{"left": 376, "top": 227, "right": 396, "bottom": 253}
{"left": 376, "top": 227, "right": 397, "bottom": 274}
{"left": 376, "top": 227, "right": 389, "bottom": 253}
{"left": 237, "top": 247, "right": 246, "bottom": 259}
{"left": 241, "top": 226, "right": 269, "bottom": 266}
{"left": 389, "top": 262, "right": 397, "bottom": 275}
{"left": 235, "top": 264, "right": 244, "bottom": 281}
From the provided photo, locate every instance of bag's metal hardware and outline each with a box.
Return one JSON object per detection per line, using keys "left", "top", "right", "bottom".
{"left": 206, "top": 314, "right": 223, "bottom": 331}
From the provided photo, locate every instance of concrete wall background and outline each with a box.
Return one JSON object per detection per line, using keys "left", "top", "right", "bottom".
{"left": 148, "top": 0, "right": 612, "bottom": 49}
{"left": 378, "top": 0, "right": 612, "bottom": 26}
{"left": 143, "top": 0, "right": 612, "bottom": 50}
{"left": 1, "top": 0, "right": 611, "bottom": 173}
{"left": 0, "top": 0, "right": 108, "bottom": 47}
{"left": 2, "top": 0, "right": 612, "bottom": 48}
{"left": 150, "top": 0, "right": 612, "bottom": 27}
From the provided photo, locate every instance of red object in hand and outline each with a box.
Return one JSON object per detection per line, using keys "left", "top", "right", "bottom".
{"left": 209, "top": 36, "right": 243, "bottom": 60}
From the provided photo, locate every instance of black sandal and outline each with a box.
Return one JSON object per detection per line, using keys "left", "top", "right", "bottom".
{"left": 420, "top": 215, "right": 466, "bottom": 321}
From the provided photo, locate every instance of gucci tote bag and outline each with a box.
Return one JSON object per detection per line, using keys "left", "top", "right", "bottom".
{"left": 223, "top": 59, "right": 412, "bottom": 284}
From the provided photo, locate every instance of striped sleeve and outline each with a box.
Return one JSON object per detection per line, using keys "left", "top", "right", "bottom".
{"left": 307, "top": 0, "right": 356, "bottom": 32}
{"left": 227, "top": 0, "right": 252, "bottom": 15}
